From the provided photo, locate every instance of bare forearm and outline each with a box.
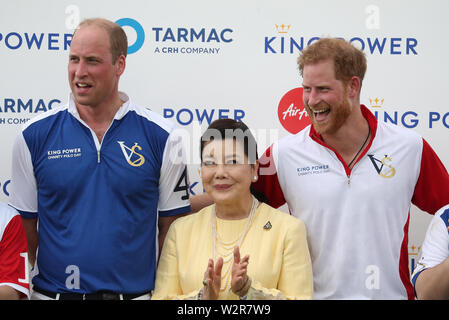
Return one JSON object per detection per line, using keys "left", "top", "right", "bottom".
{"left": 189, "top": 194, "right": 213, "bottom": 213}
{"left": 0, "top": 286, "right": 21, "bottom": 300}
{"left": 22, "top": 217, "right": 38, "bottom": 267}
{"left": 415, "top": 257, "right": 449, "bottom": 299}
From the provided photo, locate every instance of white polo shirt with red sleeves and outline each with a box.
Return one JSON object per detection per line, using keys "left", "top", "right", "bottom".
{"left": 254, "top": 105, "right": 449, "bottom": 299}
{"left": 0, "top": 203, "right": 30, "bottom": 299}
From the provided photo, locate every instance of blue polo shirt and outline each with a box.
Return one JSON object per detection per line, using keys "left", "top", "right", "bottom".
{"left": 9, "top": 92, "right": 191, "bottom": 294}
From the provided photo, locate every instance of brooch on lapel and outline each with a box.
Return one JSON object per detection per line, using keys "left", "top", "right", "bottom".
{"left": 263, "top": 221, "right": 272, "bottom": 230}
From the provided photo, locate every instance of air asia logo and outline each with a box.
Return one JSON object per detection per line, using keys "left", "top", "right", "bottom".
{"left": 277, "top": 87, "right": 311, "bottom": 134}
{"left": 117, "top": 141, "right": 145, "bottom": 167}
{"left": 367, "top": 154, "right": 396, "bottom": 178}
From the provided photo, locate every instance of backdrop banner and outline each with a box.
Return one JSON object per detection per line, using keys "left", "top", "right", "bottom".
{"left": 1, "top": 0, "right": 448, "bottom": 288}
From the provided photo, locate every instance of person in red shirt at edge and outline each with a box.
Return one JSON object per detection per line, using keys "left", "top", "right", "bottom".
{"left": 0, "top": 202, "right": 29, "bottom": 299}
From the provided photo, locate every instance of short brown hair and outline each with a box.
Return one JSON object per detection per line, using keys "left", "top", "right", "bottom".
{"left": 298, "top": 38, "right": 367, "bottom": 86}
{"left": 75, "top": 18, "right": 128, "bottom": 63}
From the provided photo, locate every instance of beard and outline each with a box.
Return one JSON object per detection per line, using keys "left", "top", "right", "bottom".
{"left": 305, "top": 93, "right": 352, "bottom": 136}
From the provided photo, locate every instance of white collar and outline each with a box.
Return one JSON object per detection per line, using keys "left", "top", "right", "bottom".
{"left": 67, "top": 91, "right": 131, "bottom": 121}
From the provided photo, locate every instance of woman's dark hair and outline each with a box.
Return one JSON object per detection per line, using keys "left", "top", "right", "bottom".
{"left": 200, "top": 118, "right": 267, "bottom": 203}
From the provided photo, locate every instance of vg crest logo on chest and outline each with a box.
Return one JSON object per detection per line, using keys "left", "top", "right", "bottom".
{"left": 117, "top": 141, "right": 146, "bottom": 167}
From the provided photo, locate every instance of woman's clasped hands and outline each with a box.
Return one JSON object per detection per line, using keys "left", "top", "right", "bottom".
{"left": 201, "top": 246, "right": 251, "bottom": 300}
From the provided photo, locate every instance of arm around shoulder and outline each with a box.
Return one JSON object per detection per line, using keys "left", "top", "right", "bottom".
{"left": 189, "top": 193, "right": 213, "bottom": 214}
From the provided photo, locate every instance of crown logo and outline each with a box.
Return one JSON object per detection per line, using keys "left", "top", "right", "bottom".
{"left": 275, "top": 24, "right": 291, "bottom": 34}
{"left": 369, "top": 98, "right": 384, "bottom": 108}
{"left": 408, "top": 244, "right": 421, "bottom": 256}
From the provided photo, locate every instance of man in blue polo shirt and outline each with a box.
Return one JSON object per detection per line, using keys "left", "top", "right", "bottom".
{"left": 8, "top": 18, "right": 191, "bottom": 300}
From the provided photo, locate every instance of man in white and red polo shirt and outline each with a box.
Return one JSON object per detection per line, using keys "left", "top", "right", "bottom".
{"left": 0, "top": 202, "right": 29, "bottom": 299}
{"left": 253, "top": 38, "right": 449, "bottom": 299}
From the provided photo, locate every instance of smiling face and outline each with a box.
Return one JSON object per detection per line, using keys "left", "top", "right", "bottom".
{"left": 68, "top": 24, "right": 125, "bottom": 109}
{"left": 302, "top": 59, "right": 353, "bottom": 135}
{"left": 201, "top": 138, "right": 258, "bottom": 207}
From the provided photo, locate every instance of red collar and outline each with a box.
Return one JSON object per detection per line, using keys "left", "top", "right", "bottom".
{"left": 309, "top": 104, "right": 378, "bottom": 175}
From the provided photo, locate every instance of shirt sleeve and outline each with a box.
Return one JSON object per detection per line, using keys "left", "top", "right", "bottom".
{"left": 158, "top": 128, "right": 191, "bottom": 217}
{"left": 411, "top": 138, "right": 449, "bottom": 215}
{"left": 247, "top": 217, "right": 313, "bottom": 300}
{"left": 252, "top": 144, "right": 286, "bottom": 209}
{"left": 411, "top": 206, "right": 449, "bottom": 289}
{"left": 152, "top": 221, "right": 199, "bottom": 300}
{"left": 0, "top": 214, "right": 30, "bottom": 299}
{"left": 8, "top": 131, "right": 38, "bottom": 218}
